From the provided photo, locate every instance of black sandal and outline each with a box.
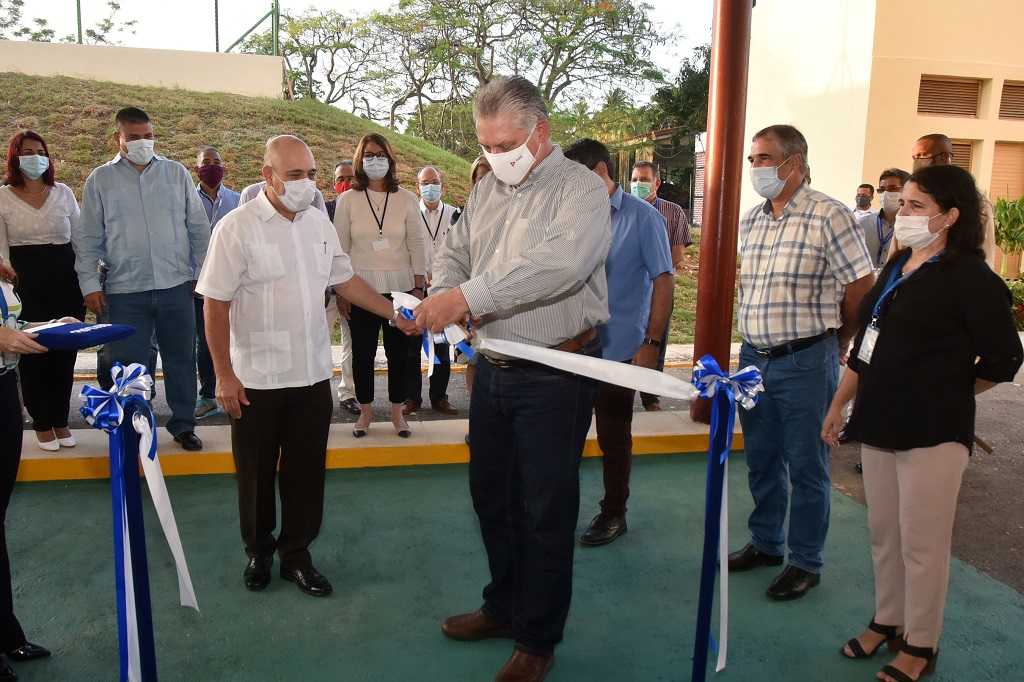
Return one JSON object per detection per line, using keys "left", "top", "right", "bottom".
{"left": 841, "top": 619, "right": 901, "bottom": 659}
{"left": 879, "top": 642, "right": 939, "bottom": 681}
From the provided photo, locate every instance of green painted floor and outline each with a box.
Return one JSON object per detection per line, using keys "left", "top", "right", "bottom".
{"left": 8, "top": 453, "right": 1023, "bottom": 681}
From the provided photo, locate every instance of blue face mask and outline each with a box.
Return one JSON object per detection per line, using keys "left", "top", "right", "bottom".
{"left": 19, "top": 155, "right": 49, "bottom": 180}
{"left": 420, "top": 184, "right": 442, "bottom": 203}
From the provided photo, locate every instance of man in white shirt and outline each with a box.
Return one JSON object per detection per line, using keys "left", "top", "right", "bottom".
{"left": 404, "top": 165, "right": 459, "bottom": 416}
{"left": 238, "top": 179, "right": 329, "bottom": 215}
{"left": 197, "top": 135, "right": 416, "bottom": 598}
{"left": 852, "top": 183, "right": 878, "bottom": 220}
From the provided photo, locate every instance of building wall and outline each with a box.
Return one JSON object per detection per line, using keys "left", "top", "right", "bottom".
{"left": 0, "top": 40, "right": 283, "bottom": 98}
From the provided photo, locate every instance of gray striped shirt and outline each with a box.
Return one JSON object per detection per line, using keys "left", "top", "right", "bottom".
{"left": 431, "top": 145, "right": 611, "bottom": 351}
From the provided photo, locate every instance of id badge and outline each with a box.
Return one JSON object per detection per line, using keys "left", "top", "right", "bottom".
{"left": 372, "top": 238, "right": 390, "bottom": 252}
{"left": 857, "top": 325, "right": 879, "bottom": 364}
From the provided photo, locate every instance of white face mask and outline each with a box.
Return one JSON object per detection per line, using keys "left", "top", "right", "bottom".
{"left": 271, "top": 172, "right": 316, "bottom": 212}
{"left": 123, "top": 138, "right": 155, "bottom": 166}
{"left": 19, "top": 155, "right": 49, "bottom": 180}
{"left": 363, "top": 157, "right": 390, "bottom": 180}
{"left": 749, "top": 156, "right": 793, "bottom": 200}
{"left": 894, "top": 213, "right": 945, "bottom": 250}
{"left": 482, "top": 124, "right": 537, "bottom": 187}
{"left": 880, "top": 191, "right": 901, "bottom": 214}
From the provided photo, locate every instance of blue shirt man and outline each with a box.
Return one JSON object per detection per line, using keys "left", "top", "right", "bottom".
{"left": 564, "top": 139, "right": 673, "bottom": 547}
{"left": 73, "top": 107, "right": 211, "bottom": 451}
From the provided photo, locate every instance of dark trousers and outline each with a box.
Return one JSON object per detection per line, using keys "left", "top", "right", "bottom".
{"left": 8, "top": 244, "right": 85, "bottom": 432}
{"left": 349, "top": 297, "right": 407, "bottom": 404}
{"left": 0, "top": 372, "right": 27, "bottom": 650}
{"left": 230, "top": 380, "right": 333, "bottom": 571}
{"left": 194, "top": 297, "right": 215, "bottom": 400}
{"left": 469, "top": 341, "right": 600, "bottom": 656}
{"left": 640, "top": 301, "right": 673, "bottom": 406}
{"left": 594, "top": 367, "right": 636, "bottom": 516}
{"left": 406, "top": 341, "right": 451, "bottom": 405}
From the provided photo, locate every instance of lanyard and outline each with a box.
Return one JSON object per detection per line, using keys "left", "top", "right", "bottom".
{"left": 870, "top": 251, "right": 942, "bottom": 325}
{"left": 875, "top": 214, "right": 894, "bottom": 266}
{"left": 364, "top": 190, "right": 389, "bottom": 236}
{"left": 421, "top": 206, "right": 444, "bottom": 243}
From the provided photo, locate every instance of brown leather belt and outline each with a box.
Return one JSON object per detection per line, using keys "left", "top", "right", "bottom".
{"left": 484, "top": 328, "right": 597, "bottom": 368}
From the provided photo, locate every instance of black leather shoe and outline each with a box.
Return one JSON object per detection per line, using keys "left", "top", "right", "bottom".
{"left": 281, "top": 565, "right": 333, "bottom": 597}
{"left": 727, "top": 543, "right": 784, "bottom": 572}
{"left": 173, "top": 431, "right": 203, "bottom": 451}
{"left": 766, "top": 564, "right": 821, "bottom": 601}
{"left": 243, "top": 556, "right": 272, "bottom": 591}
{"left": 837, "top": 424, "right": 850, "bottom": 443}
{"left": 5, "top": 643, "right": 49, "bottom": 662}
{"left": 0, "top": 659, "right": 15, "bottom": 682}
{"left": 339, "top": 398, "right": 361, "bottom": 415}
{"left": 579, "top": 512, "right": 627, "bottom": 546}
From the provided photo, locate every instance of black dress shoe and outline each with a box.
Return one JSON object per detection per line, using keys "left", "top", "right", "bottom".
{"left": 579, "top": 512, "right": 627, "bottom": 546}
{"left": 173, "top": 431, "right": 203, "bottom": 451}
{"left": 766, "top": 564, "right": 821, "bottom": 601}
{"left": 339, "top": 398, "right": 361, "bottom": 415}
{"left": 281, "top": 565, "right": 333, "bottom": 597}
{"left": 837, "top": 424, "right": 850, "bottom": 443}
{"left": 5, "top": 643, "right": 49, "bottom": 662}
{"left": 243, "top": 556, "right": 273, "bottom": 591}
{"left": 0, "top": 659, "right": 15, "bottom": 682}
{"left": 727, "top": 543, "right": 784, "bottom": 572}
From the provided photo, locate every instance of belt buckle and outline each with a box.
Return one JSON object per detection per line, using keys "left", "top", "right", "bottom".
{"left": 754, "top": 347, "right": 772, "bottom": 358}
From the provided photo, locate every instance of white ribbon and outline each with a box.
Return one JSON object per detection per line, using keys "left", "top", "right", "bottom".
{"left": 392, "top": 291, "right": 468, "bottom": 377}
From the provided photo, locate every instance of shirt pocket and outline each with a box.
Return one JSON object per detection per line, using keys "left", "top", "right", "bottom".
{"left": 311, "top": 242, "right": 332, "bottom": 279}
{"left": 249, "top": 331, "right": 292, "bottom": 376}
{"left": 106, "top": 188, "right": 134, "bottom": 219}
{"left": 155, "top": 187, "right": 185, "bottom": 233}
{"left": 246, "top": 244, "right": 286, "bottom": 282}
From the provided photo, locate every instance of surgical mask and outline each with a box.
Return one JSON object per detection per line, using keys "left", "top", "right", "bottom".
{"left": 19, "top": 155, "right": 48, "bottom": 180}
{"left": 363, "top": 157, "right": 389, "bottom": 180}
{"left": 272, "top": 171, "right": 316, "bottom": 212}
{"left": 894, "top": 213, "right": 945, "bottom": 250}
{"left": 749, "top": 156, "right": 793, "bottom": 200}
{"left": 855, "top": 195, "right": 871, "bottom": 208}
{"left": 880, "top": 191, "right": 901, "bottom": 213}
{"left": 197, "top": 164, "right": 224, "bottom": 188}
{"left": 123, "top": 138, "right": 155, "bottom": 165}
{"left": 482, "top": 124, "right": 536, "bottom": 186}
{"left": 420, "top": 184, "right": 442, "bottom": 203}
{"left": 630, "top": 181, "right": 653, "bottom": 200}
{"left": 334, "top": 179, "right": 351, "bottom": 195}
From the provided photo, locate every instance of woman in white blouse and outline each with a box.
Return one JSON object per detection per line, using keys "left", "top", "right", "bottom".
{"left": 333, "top": 133, "right": 426, "bottom": 438}
{"left": 0, "top": 131, "right": 84, "bottom": 451}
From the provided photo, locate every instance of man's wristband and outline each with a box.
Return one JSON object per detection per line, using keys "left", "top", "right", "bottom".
{"left": 642, "top": 337, "right": 663, "bottom": 348}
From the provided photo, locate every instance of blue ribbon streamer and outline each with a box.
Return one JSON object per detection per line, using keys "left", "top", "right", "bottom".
{"left": 689, "top": 355, "right": 762, "bottom": 681}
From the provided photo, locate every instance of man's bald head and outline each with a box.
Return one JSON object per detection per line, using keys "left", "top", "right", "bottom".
{"left": 417, "top": 165, "right": 442, "bottom": 183}
{"left": 912, "top": 133, "right": 954, "bottom": 170}
{"left": 264, "top": 135, "right": 313, "bottom": 166}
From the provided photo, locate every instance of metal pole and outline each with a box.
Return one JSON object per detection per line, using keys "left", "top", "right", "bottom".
{"left": 689, "top": 0, "right": 753, "bottom": 425}
{"left": 272, "top": 0, "right": 279, "bottom": 56}
{"left": 77, "top": 0, "right": 83, "bottom": 44}
{"left": 215, "top": 0, "right": 220, "bottom": 52}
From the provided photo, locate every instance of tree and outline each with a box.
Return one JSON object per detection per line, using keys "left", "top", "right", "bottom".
{"left": 0, "top": 0, "right": 136, "bottom": 45}
{"left": 649, "top": 43, "right": 710, "bottom": 136}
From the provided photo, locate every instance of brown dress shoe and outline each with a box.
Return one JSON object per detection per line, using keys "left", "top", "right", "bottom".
{"left": 402, "top": 399, "right": 421, "bottom": 416}
{"left": 643, "top": 402, "right": 662, "bottom": 412}
{"left": 441, "top": 609, "right": 513, "bottom": 641}
{"left": 431, "top": 399, "right": 459, "bottom": 415}
{"left": 339, "top": 398, "right": 361, "bottom": 415}
{"left": 495, "top": 650, "right": 555, "bottom": 682}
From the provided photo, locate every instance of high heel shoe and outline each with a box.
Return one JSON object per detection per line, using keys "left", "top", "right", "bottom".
{"left": 879, "top": 642, "right": 939, "bottom": 682}
{"left": 352, "top": 428, "right": 366, "bottom": 438}
{"left": 57, "top": 434, "right": 76, "bottom": 447}
{"left": 36, "top": 434, "right": 59, "bottom": 452}
{"left": 841, "top": 619, "right": 901, "bottom": 659}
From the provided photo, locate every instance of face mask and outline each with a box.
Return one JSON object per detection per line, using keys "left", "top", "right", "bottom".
{"left": 911, "top": 157, "right": 935, "bottom": 172}
{"left": 880, "top": 191, "right": 901, "bottom": 213}
{"left": 855, "top": 195, "right": 871, "bottom": 208}
{"left": 197, "top": 164, "right": 224, "bottom": 188}
{"left": 19, "top": 155, "right": 48, "bottom": 180}
{"left": 630, "top": 182, "right": 653, "bottom": 200}
{"left": 483, "top": 124, "right": 537, "bottom": 186}
{"left": 334, "top": 179, "right": 351, "bottom": 195}
{"left": 894, "top": 213, "right": 945, "bottom": 250}
{"left": 420, "top": 184, "right": 442, "bottom": 203}
{"left": 123, "top": 138, "right": 155, "bottom": 165}
{"left": 749, "top": 156, "right": 793, "bottom": 200}
{"left": 363, "top": 157, "right": 389, "bottom": 180}
{"left": 271, "top": 171, "right": 316, "bottom": 212}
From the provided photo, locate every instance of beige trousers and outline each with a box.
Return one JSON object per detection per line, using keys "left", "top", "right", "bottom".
{"left": 861, "top": 442, "right": 969, "bottom": 648}
{"left": 325, "top": 294, "right": 356, "bottom": 401}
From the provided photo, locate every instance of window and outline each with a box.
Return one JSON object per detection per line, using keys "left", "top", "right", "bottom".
{"left": 991, "top": 142, "right": 1024, "bottom": 200}
{"left": 999, "top": 81, "right": 1024, "bottom": 121}
{"left": 951, "top": 140, "right": 974, "bottom": 173}
{"left": 917, "top": 76, "right": 982, "bottom": 118}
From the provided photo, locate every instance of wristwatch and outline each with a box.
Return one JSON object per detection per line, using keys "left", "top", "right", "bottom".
{"left": 642, "top": 337, "right": 663, "bottom": 348}
{"left": 388, "top": 309, "right": 401, "bottom": 327}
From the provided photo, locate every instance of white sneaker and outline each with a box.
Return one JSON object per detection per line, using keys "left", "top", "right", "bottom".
{"left": 194, "top": 397, "right": 222, "bottom": 419}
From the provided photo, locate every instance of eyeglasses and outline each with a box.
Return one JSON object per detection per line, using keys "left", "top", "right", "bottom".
{"left": 362, "top": 152, "right": 388, "bottom": 160}
{"left": 877, "top": 185, "right": 903, "bottom": 193}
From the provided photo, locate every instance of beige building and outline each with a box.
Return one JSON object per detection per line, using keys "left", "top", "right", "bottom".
{"left": 741, "top": 0, "right": 1024, "bottom": 273}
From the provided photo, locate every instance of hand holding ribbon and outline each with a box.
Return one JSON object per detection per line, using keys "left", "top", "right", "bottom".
{"left": 393, "top": 291, "right": 474, "bottom": 373}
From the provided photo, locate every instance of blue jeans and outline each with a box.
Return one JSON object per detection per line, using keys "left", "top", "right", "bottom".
{"left": 469, "top": 341, "right": 600, "bottom": 656}
{"left": 737, "top": 334, "right": 839, "bottom": 573}
{"left": 106, "top": 283, "right": 197, "bottom": 437}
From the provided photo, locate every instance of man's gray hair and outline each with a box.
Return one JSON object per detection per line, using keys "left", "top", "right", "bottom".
{"left": 753, "top": 124, "right": 809, "bottom": 173}
{"left": 473, "top": 76, "right": 549, "bottom": 132}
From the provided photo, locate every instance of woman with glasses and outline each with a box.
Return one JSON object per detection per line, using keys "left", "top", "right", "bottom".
{"left": 333, "top": 133, "right": 426, "bottom": 437}
{"left": 0, "top": 131, "right": 84, "bottom": 451}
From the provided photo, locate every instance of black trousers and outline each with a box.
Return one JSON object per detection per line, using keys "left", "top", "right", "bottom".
{"left": 194, "top": 297, "right": 215, "bottom": 400}
{"left": 406, "top": 341, "right": 451, "bottom": 405}
{"left": 230, "top": 380, "right": 333, "bottom": 571}
{"left": 348, "top": 296, "right": 408, "bottom": 405}
{"left": 9, "top": 244, "right": 85, "bottom": 431}
{"left": 0, "top": 372, "right": 27, "bottom": 650}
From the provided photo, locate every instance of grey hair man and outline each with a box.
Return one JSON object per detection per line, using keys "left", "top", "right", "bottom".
{"left": 416, "top": 76, "right": 611, "bottom": 682}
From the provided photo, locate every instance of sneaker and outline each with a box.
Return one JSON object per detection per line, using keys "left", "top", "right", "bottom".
{"left": 194, "top": 397, "right": 222, "bottom": 419}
